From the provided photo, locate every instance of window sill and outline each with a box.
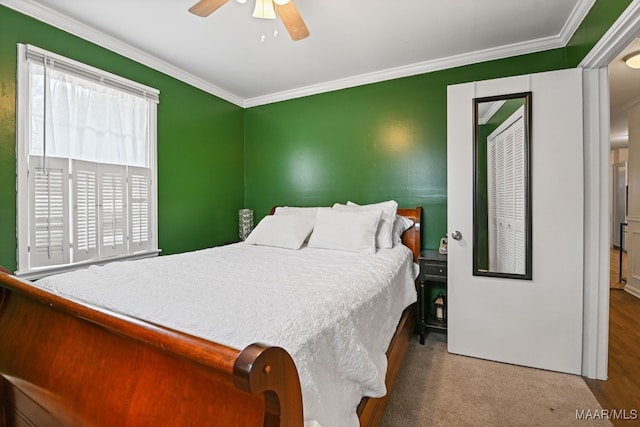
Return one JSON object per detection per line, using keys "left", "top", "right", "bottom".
{"left": 15, "top": 249, "right": 162, "bottom": 281}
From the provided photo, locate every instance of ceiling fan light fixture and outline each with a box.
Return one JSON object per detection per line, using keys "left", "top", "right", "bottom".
{"left": 189, "top": 0, "right": 308, "bottom": 41}
{"left": 252, "top": 0, "right": 276, "bottom": 19}
{"left": 236, "top": 0, "right": 248, "bottom": 3}
{"left": 624, "top": 51, "right": 640, "bottom": 69}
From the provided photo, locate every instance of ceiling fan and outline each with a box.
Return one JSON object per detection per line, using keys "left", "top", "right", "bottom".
{"left": 189, "top": 0, "right": 310, "bottom": 41}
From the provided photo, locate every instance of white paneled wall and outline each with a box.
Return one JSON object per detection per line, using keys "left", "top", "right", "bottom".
{"left": 626, "top": 103, "right": 640, "bottom": 298}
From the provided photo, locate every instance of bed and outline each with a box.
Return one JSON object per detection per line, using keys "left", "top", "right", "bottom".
{"left": 0, "top": 206, "right": 421, "bottom": 427}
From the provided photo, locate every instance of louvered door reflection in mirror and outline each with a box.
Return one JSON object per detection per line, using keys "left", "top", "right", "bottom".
{"left": 473, "top": 92, "right": 532, "bottom": 280}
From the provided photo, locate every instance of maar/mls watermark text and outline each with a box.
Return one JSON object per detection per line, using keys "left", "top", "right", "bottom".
{"left": 576, "top": 409, "right": 638, "bottom": 421}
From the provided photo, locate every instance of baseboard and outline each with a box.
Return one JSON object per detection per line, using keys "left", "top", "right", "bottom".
{"left": 624, "top": 283, "right": 640, "bottom": 299}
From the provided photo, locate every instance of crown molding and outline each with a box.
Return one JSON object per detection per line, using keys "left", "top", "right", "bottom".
{"left": 580, "top": 0, "right": 640, "bottom": 68}
{"left": 3, "top": 0, "right": 597, "bottom": 109}
{"left": 0, "top": 0, "right": 245, "bottom": 107}
{"left": 244, "top": 0, "right": 596, "bottom": 107}
{"left": 478, "top": 100, "right": 506, "bottom": 125}
{"left": 560, "top": 0, "right": 598, "bottom": 45}
{"left": 245, "top": 35, "right": 565, "bottom": 107}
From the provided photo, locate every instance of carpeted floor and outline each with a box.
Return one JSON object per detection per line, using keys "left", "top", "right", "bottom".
{"left": 380, "top": 333, "right": 611, "bottom": 427}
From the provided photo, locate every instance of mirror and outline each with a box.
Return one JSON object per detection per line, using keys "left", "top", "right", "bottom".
{"left": 473, "top": 92, "right": 532, "bottom": 280}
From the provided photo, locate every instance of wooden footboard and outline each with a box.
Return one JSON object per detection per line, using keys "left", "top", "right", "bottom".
{"left": 0, "top": 268, "right": 302, "bottom": 427}
{"left": 0, "top": 274, "right": 414, "bottom": 427}
{"left": 1, "top": 207, "right": 422, "bottom": 427}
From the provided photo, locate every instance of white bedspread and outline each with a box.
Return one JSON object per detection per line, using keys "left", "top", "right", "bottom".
{"left": 36, "top": 243, "right": 418, "bottom": 427}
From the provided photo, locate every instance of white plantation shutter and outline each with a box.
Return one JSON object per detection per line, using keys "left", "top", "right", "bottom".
{"left": 73, "top": 160, "right": 98, "bottom": 262}
{"left": 487, "top": 106, "right": 525, "bottom": 275}
{"left": 129, "top": 167, "right": 151, "bottom": 252}
{"left": 100, "top": 165, "right": 127, "bottom": 257}
{"left": 29, "top": 157, "right": 69, "bottom": 267}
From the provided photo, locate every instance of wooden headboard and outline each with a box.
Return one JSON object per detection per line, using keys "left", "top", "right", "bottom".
{"left": 397, "top": 207, "right": 422, "bottom": 262}
{"left": 268, "top": 206, "right": 422, "bottom": 262}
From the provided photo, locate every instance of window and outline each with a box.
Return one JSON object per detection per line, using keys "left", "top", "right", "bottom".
{"left": 16, "top": 44, "right": 159, "bottom": 278}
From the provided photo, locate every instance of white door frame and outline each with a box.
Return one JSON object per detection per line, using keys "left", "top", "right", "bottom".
{"left": 580, "top": 0, "right": 640, "bottom": 380}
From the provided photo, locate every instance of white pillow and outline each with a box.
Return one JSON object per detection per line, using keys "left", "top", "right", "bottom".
{"left": 274, "top": 206, "right": 325, "bottom": 218}
{"left": 307, "top": 209, "right": 382, "bottom": 255}
{"left": 333, "top": 200, "right": 398, "bottom": 249}
{"left": 245, "top": 215, "right": 315, "bottom": 250}
{"left": 392, "top": 215, "right": 415, "bottom": 245}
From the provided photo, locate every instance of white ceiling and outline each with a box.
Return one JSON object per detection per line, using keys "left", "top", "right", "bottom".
{"left": 3, "top": 0, "right": 638, "bottom": 147}
{"left": 6, "top": 0, "right": 592, "bottom": 105}
{"left": 610, "top": 36, "right": 640, "bottom": 149}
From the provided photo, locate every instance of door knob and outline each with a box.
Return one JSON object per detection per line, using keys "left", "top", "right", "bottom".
{"left": 451, "top": 230, "right": 462, "bottom": 240}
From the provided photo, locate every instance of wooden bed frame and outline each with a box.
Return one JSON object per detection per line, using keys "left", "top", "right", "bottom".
{"left": 0, "top": 207, "right": 421, "bottom": 427}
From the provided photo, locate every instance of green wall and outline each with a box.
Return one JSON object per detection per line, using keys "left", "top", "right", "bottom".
{"left": 244, "top": 0, "right": 630, "bottom": 251}
{"left": 0, "top": 0, "right": 631, "bottom": 269}
{"left": 0, "top": 5, "right": 245, "bottom": 271}
{"left": 244, "top": 50, "right": 567, "bottom": 250}
{"left": 566, "top": 0, "right": 633, "bottom": 66}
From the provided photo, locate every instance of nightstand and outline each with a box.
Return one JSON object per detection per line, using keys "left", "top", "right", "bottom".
{"left": 417, "top": 250, "right": 447, "bottom": 344}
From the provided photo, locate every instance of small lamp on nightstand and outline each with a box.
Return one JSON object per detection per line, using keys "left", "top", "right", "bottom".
{"left": 239, "top": 209, "right": 254, "bottom": 240}
{"left": 433, "top": 292, "right": 446, "bottom": 322}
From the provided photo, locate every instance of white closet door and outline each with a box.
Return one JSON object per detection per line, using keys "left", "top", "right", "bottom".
{"left": 487, "top": 106, "right": 525, "bottom": 275}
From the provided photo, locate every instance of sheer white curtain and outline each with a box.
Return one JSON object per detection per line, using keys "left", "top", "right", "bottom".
{"left": 29, "top": 64, "right": 149, "bottom": 168}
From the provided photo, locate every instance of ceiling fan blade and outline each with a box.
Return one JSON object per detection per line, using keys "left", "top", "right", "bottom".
{"left": 189, "top": 0, "right": 230, "bottom": 17}
{"left": 275, "top": 1, "right": 309, "bottom": 41}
